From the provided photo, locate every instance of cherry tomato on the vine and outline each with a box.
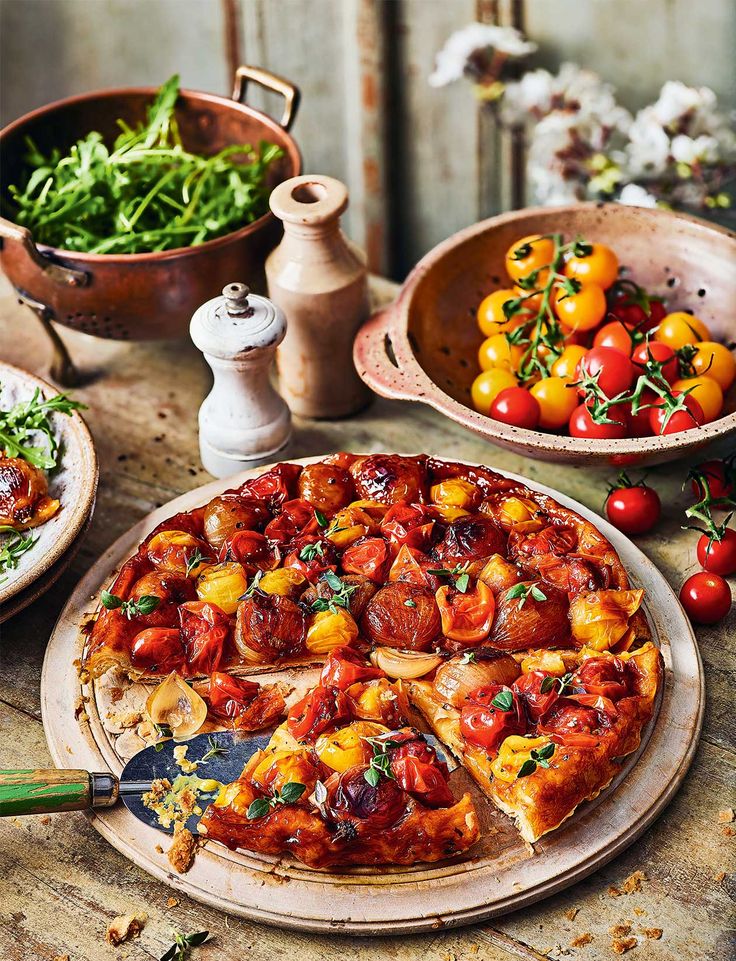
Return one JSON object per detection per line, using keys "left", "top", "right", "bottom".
{"left": 553, "top": 283, "right": 607, "bottom": 332}
{"left": 593, "top": 320, "right": 638, "bottom": 356}
{"left": 564, "top": 243, "right": 619, "bottom": 290}
{"left": 490, "top": 386, "right": 541, "bottom": 430}
{"left": 672, "top": 375, "right": 723, "bottom": 424}
{"left": 622, "top": 391, "right": 657, "bottom": 437}
{"left": 679, "top": 571, "right": 732, "bottom": 625}
{"left": 569, "top": 404, "right": 628, "bottom": 439}
{"left": 690, "top": 460, "right": 735, "bottom": 500}
{"left": 605, "top": 478, "right": 662, "bottom": 536}
{"left": 505, "top": 235, "right": 555, "bottom": 285}
{"left": 471, "top": 368, "right": 518, "bottom": 415}
{"left": 631, "top": 340, "right": 679, "bottom": 384}
{"left": 576, "top": 346, "right": 636, "bottom": 399}
{"left": 552, "top": 344, "right": 588, "bottom": 381}
{"left": 477, "top": 289, "right": 529, "bottom": 337}
{"left": 608, "top": 292, "right": 666, "bottom": 332}
{"left": 689, "top": 341, "right": 736, "bottom": 391}
{"left": 478, "top": 333, "right": 524, "bottom": 372}
{"left": 655, "top": 312, "right": 710, "bottom": 350}
{"left": 696, "top": 528, "right": 736, "bottom": 576}
{"left": 529, "top": 376, "right": 578, "bottom": 430}
{"left": 649, "top": 391, "right": 704, "bottom": 435}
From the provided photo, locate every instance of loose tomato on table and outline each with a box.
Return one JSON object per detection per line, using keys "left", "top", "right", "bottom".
{"left": 459, "top": 684, "right": 527, "bottom": 751}
{"left": 679, "top": 571, "right": 732, "bottom": 625}
{"left": 435, "top": 579, "right": 496, "bottom": 644}
{"left": 655, "top": 312, "right": 710, "bottom": 350}
{"left": 529, "top": 376, "right": 578, "bottom": 430}
{"left": 553, "top": 283, "right": 607, "bottom": 332}
{"left": 696, "top": 528, "right": 736, "bottom": 576}
{"left": 489, "top": 386, "right": 541, "bottom": 430}
{"left": 649, "top": 391, "right": 704, "bottom": 436}
{"left": 569, "top": 404, "right": 628, "bottom": 440}
{"left": 605, "top": 474, "right": 661, "bottom": 536}
{"left": 575, "top": 346, "right": 636, "bottom": 399}
{"left": 564, "top": 242, "right": 619, "bottom": 290}
{"left": 690, "top": 459, "right": 735, "bottom": 500}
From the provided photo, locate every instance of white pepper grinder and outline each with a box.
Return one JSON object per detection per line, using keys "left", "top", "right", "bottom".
{"left": 190, "top": 282, "right": 291, "bottom": 478}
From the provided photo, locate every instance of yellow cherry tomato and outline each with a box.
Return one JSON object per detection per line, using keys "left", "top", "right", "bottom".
{"left": 258, "top": 568, "right": 307, "bottom": 598}
{"left": 306, "top": 608, "right": 359, "bottom": 653}
{"left": 655, "top": 312, "right": 710, "bottom": 349}
{"left": 477, "top": 289, "right": 528, "bottom": 337}
{"left": 314, "top": 721, "right": 388, "bottom": 773}
{"left": 529, "top": 376, "right": 578, "bottom": 429}
{"left": 478, "top": 333, "right": 524, "bottom": 372}
{"left": 429, "top": 478, "right": 479, "bottom": 510}
{"left": 564, "top": 243, "right": 619, "bottom": 290}
{"left": 505, "top": 234, "right": 555, "bottom": 285}
{"left": 551, "top": 344, "right": 588, "bottom": 381}
{"left": 514, "top": 284, "right": 543, "bottom": 313}
{"left": 672, "top": 376, "right": 724, "bottom": 423}
{"left": 195, "top": 562, "right": 247, "bottom": 614}
{"left": 491, "top": 735, "right": 552, "bottom": 783}
{"left": 471, "top": 368, "right": 518, "bottom": 415}
{"left": 553, "top": 283, "right": 607, "bottom": 332}
{"left": 690, "top": 341, "right": 736, "bottom": 391}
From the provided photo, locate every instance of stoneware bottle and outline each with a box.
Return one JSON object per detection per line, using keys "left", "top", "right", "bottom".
{"left": 190, "top": 282, "right": 291, "bottom": 478}
{"left": 266, "top": 174, "right": 371, "bottom": 418}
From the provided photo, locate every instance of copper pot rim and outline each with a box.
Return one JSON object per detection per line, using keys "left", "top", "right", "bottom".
{"left": 0, "top": 83, "right": 303, "bottom": 263}
{"left": 380, "top": 202, "right": 736, "bottom": 458}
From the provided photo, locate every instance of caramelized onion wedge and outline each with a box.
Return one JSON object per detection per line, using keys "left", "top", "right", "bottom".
{"left": 433, "top": 653, "right": 520, "bottom": 708}
{"left": 369, "top": 647, "right": 442, "bottom": 679}
{"left": 145, "top": 671, "right": 207, "bottom": 740}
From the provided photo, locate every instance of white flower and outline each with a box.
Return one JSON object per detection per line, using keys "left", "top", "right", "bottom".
{"left": 624, "top": 110, "right": 671, "bottom": 175}
{"left": 618, "top": 183, "right": 659, "bottom": 208}
{"left": 428, "top": 23, "right": 536, "bottom": 87}
{"left": 671, "top": 134, "right": 720, "bottom": 165}
{"left": 650, "top": 81, "right": 717, "bottom": 130}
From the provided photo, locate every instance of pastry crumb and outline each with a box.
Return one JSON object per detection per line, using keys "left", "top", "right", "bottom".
{"left": 621, "top": 871, "right": 645, "bottom": 894}
{"left": 166, "top": 896, "right": 179, "bottom": 908}
{"left": 565, "top": 907, "right": 579, "bottom": 921}
{"left": 168, "top": 825, "right": 197, "bottom": 873}
{"left": 105, "top": 913, "right": 146, "bottom": 946}
{"left": 641, "top": 928, "right": 662, "bottom": 940}
{"left": 633, "top": 907, "right": 646, "bottom": 916}
{"left": 713, "top": 871, "right": 726, "bottom": 883}
{"left": 610, "top": 923, "right": 632, "bottom": 936}
{"left": 52, "top": 955, "right": 70, "bottom": 961}
{"left": 608, "top": 885, "right": 622, "bottom": 897}
{"left": 174, "top": 743, "right": 199, "bottom": 773}
{"left": 470, "top": 947, "right": 479, "bottom": 955}
{"left": 717, "top": 808, "right": 734, "bottom": 822}
{"left": 612, "top": 936, "right": 637, "bottom": 954}
{"left": 570, "top": 932, "right": 593, "bottom": 947}
{"left": 155, "top": 843, "right": 164, "bottom": 854}
{"left": 721, "top": 826, "right": 735, "bottom": 837}
{"left": 39, "top": 816, "right": 50, "bottom": 825}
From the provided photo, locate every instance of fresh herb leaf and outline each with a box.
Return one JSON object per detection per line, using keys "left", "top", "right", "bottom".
{"left": 299, "top": 541, "right": 325, "bottom": 562}
{"left": 0, "top": 526, "right": 36, "bottom": 582}
{"left": 404, "top": 598, "right": 417, "bottom": 608}
{"left": 491, "top": 690, "right": 514, "bottom": 712}
{"left": 516, "top": 743, "right": 556, "bottom": 779}
{"left": 460, "top": 650, "right": 476, "bottom": 664}
{"left": 363, "top": 734, "right": 399, "bottom": 786}
{"left": 279, "top": 781, "right": 306, "bottom": 804}
{"left": 100, "top": 591, "right": 161, "bottom": 619}
{"left": 530, "top": 585, "right": 547, "bottom": 602}
{"left": 185, "top": 548, "right": 210, "bottom": 577}
{"left": 364, "top": 766, "right": 381, "bottom": 787}
{"left": 0, "top": 387, "right": 85, "bottom": 470}
{"left": 242, "top": 568, "right": 264, "bottom": 599}
{"left": 314, "top": 509, "right": 328, "bottom": 528}
{"left": 200, "top": 735, "right": 228, "bottom": 764}
{"left": 505, "top": 582, "right": 546, "bottom": 609}
{"left": 310, "top": 571, "right": 357, "bottom": 614}
{"left": 246, "top": 797, "right": 271, "bottom": 819}
{"left": 455, "top": 572, "right": 470, "bottom": 594}
{"left": 246, "top": 781, "right": 306, "bottom": 820}
{"left": 539, "top": 675, "right": 557, "bottom": 694}
{"left": 160, "top": 929, "right": 210, "bottom": 961}
{"left": 517, "top": 758, "right": 537, "bottom": 778}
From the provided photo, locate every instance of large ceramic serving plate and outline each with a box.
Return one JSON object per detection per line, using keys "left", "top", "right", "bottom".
{"left": 41, "top": 455, "right": 703, "bottom": 935}
{"left": 0, "top": 363, "right": 97, "bottom": 617}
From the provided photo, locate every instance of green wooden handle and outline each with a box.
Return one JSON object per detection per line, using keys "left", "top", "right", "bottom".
{"left": 0, "top": 769, "right": 92, "bottom": 816}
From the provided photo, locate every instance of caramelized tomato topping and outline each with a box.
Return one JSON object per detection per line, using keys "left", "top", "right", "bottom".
{"left": 178, "top": 600, "right": 231, "bottom": 675}
{"left": 287, "top": 685, "right": 351, "bottom": 741}
{"left": 459, "top": 684, "right": 526, "bottom": 752}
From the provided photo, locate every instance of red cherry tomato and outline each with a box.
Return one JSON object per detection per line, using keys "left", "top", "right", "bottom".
{"left": 679, "top": 571, "right": 732, "bottom": 625}
{"left": 593, "top": 320, "right": 637, "bottom": 356}
{"left": 569, "top": 404, "right": 628, "bottom": 440}
{"left": 130, "top": 628, "right": 186, "bottom": 674}
{"left": 608, "top": 286, "right": 666, "bottom": 331}
{"left": 696, "top": 528, "right": 736, "bottom": 576}
{"left": 690, "top": 460, "right": 735, "bottom": 500}
{"left": 576, "top": 346, "right": 636, "bottom": 399}
{"left": 178, "top": 601, "right": 231, "bottom": 675}
{"left": 207, "top": 672, "right": 260, "bottom": 719}
{"left": 489, "top": 386, "right": 541, "bottom": 430}
{"left": 623, "top": 390, "right": 657, "bottom": 437}
{"left": 573, "top": 656, "right": 629, "bottom": 700}
{"left": 512, "top": 670, "right": 559, "bottom": 721}
{"left": 320, "top": 646, "right": 384, "bottom": 690}
{"left": 287, "top": 684, "right": 351, "bottom": 741}
{"left": 341, "top": 536, "right": 391, "bottom": 582}
{"left": 632, "top": 340, "right": 679, "bottom": 384}
{"left": 605, "top": 480, "right": 661, "bottom": 536}
{"left": 649, "top": 391, "right": 704, "bottom": 435}
{"left": 435, "top": 579, "right": 496, "bottom": 643}
{"left": 459, "top": 684, "right": 526, "bottom": 752}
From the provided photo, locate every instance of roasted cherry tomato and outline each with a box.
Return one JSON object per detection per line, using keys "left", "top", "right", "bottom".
{"left": 434, "top": 514, "right": 506, "bottom": 563}
{"left": 529, "top": 376, "right": 579, "bottom": 430}
{"left": 476, "top": 289, "right": 530, "bottom": 337}
{"left": 538, "top": 698, "right": 603, "bottom": 745}
{"left": 576, "top": 346, "right": 635, "bottom": 399}
{"left": 328, "top": 765, "right": 408, "bottom": 829}
{"left": 679, "top": 571, "right": 732, "bottom": 625}
{"left": 296, "top": 462, "right": 355, "bottom": 516}
{"left": 689, "top": 341, "right": 736, "bottom": 391}
{"left": 655, "top": 312, "right": 710, "bottom": 349}
{"left": 287, "top": 684, "right": 351, "bottom": 741}
{"left": 350, "top": 453, "right": 427, "bottom": 505}
{"left": 436, "top": 579, "right": 496, "bottom": 644}
{"left": 649, "top": 391, "right": 704, "bottom": 435}
{"left": 207, "top": 671, "right": 260, "bottom": 719}
{"left": 130, "top": 627, "right": 186, "bottom": 673}
{"left": 178, "top": 600, "right": 231, "bottom": 675}
{"left": 592, "top": 320, "right": 638, "bottom": 356}
{"left": 341, "top": 536, "right": 391, "bottom": 583}
{"left": 512, "top": 670, "right": 560, "bottom": 721}
{"left": 381, "top": 503, "right": 435, "bottom": 551}
{"left": 478, "top": 333, "right": 524, "bottom": 372}
{"left": 564, "top": 242, "right": 618, "bottom": 290}
{"left": 283, "top": 536, "right": 337, "bottom": 583}
{"left": 573, "top": 656, "right": 629, "bottom": 700}
{"left": 672, "top": 376, "right": 723, "bottom": 424}
{"left": 605, "top": 477, "right": 661, "bottom": 536}
{"left": 553, "top": 283, "right": 606, "bottom": 332}
{"left": 631, "top": 340, "right": 679, "bottom": 384}
{"left": 505, "top": 235, "right": 555, "bottom": 285}
{"left": 569, "top": 404, "right": 628, "bottom": 440}
{"left": 471, "top": 368, "right": 518, "bottom": 415}
{"left": 697, "top": 528, "right": 736, "bottom": 576}
{"left": 551, "top": 344, "right": 588, "bottom": 381}
{"left": 240, "top": 462, "right": 301, "bottom": 508}
{"left": 361, "top": 582, "right": 441, "bottom": 651}
{"left": 460, "top": 684, "right": 526, "bottom": 752}
{"left": 221, "top": 530, "right": 279, "bottom": 573}
{"left": 690, "top": 460, "right": 735, "bottom": 500}
{"left": 320, "top": 646, "right": 384, "bottom": 690}
{"left": 489, "top": 386, "right": 541, "bottom": 430}
{"left": 264, "top": 499, "right": 320, "bottom": 545}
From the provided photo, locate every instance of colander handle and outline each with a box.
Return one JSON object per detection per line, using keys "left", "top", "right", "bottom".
{"left": 353, "top": 306, "right": 418, "bottom": 403}
{"left": 231, "top": 66, "right": 301, "bottom": 132}
{"left": 0, "top": 217, "right": 87, "bottom": 288}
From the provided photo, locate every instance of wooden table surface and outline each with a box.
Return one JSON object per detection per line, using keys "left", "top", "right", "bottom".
{"left": 0, "top": 274, "right": 733, "bottom": 961}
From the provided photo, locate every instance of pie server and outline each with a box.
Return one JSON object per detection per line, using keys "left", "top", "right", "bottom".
{"left": 0, "top": 730, "right": 456, "bottom": 834}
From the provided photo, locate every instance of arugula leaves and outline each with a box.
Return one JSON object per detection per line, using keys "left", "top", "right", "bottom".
{"left": 0, "top": 387, "right": 85, "bottom": 470}
{"left": 0, "top": 526, "right": 36, "bottom": 582}
{"left": 9, "top": 76, "right": 283, "bottom": 255}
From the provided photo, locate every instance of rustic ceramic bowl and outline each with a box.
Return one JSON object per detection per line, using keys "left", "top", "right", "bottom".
{"left": 0, "top": 363, "right": 97, "bottom": 616}
{"left": 354, "top": 203, "right": 736, "bottom": 466}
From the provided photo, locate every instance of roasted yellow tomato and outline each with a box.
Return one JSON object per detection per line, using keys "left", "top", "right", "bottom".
{"left": 431, "top": 504, "right": 471, "bottom": 523}
{"left": 520, "top": 650, "right": 568, "bottom": 676}
{"left": 483, "top": 495, "right": 543, "bottom": 533}
{"left": 655, "top": 311, "right": 710, "bottom": 350}
{"left": 569, "top": 589, "right": 644, "bottom": 651}
{"left": 258, "top": 567, "right": 308, "bottom": 599}
{"left": 326, "top": 506, "right": 377, "bottom": 549}
{"left": 146, "top": 530, "right": 210, "bottom": 577}
{"left": 314, "top": 720, "right": 388, "bottom": 773}
{"left": 478, "top": 333, "right": 524, "bottom": 372}
{"left": 491, "top": 735, "right": 552, "bottom": 783}
{"left": 429, "top": 478, "right": 479, "bottom": 511}
{"left": 213, "top": 779, "right": 255, "bottom": 814}
{"left": 196, "top": 561, "right": 248, "bottom": 614}
{"left": 250, "top": 748, "right": 317, "bottom": 795}
{"left": 305, "top": 608, "right": 359, "bottom": 653}
{"left": 346, "top": 677, "right": 400, "bottom": 723}
{"left": 478, "top": 553, "right": 524, "bottom": 593}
